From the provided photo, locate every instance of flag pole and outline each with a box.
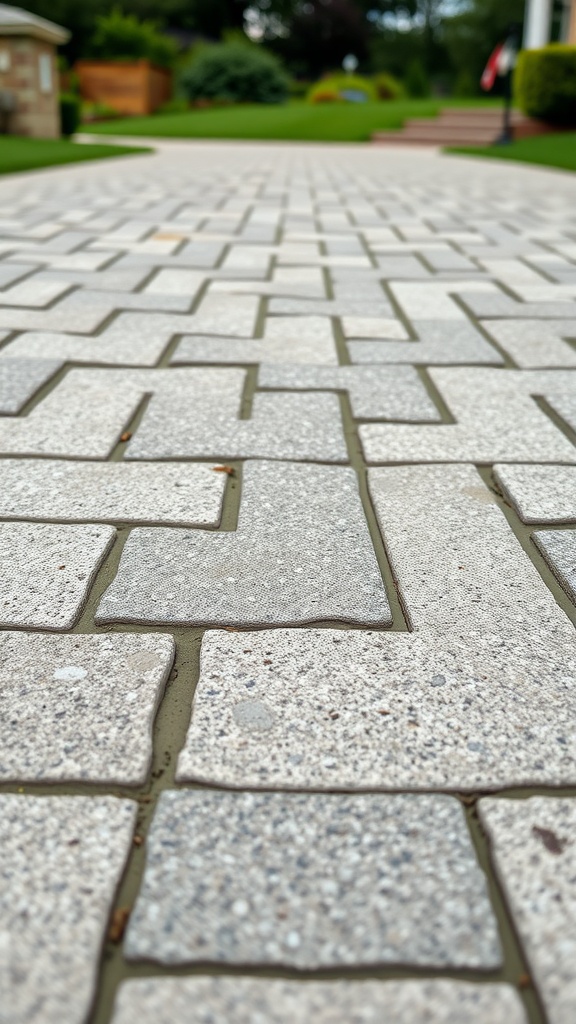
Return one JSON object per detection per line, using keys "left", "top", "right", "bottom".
{"left": 494, "top": 23, "right": 521, "bottom": 146}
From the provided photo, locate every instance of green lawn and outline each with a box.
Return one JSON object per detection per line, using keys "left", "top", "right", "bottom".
{"left": 447, "top": 132, "right": 576, "bottom": 173}
{"left": 0, "top": 136, "right": 151, "bottom": 176}
{"left": 87, "top": 99, "right": 498, "bottom": 143}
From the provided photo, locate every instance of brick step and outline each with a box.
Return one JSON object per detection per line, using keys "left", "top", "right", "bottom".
{"left": 374, "top": 129, "right": 501, "bottom": 145}
{"left": 372, "top": 107, "right": 553, "bottom": 146}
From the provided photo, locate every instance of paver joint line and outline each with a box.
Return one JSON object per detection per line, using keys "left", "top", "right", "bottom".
{"left": 0, "top": 142, "right": 575, "bottom": 1024}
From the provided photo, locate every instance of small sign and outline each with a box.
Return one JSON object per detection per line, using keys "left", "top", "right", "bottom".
{"left": 342, "top": 54, "right": 358, "bottom": 74}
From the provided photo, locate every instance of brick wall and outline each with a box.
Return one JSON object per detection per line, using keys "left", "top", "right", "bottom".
{"left": 0, "top": 36, "right": 60, "bottom": 138}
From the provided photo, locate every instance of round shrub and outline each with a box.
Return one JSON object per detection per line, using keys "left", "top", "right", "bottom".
{"left": 307, "top": 74, "right": 377, "bottom": 103}
{"left": 59, "top": 93, "right": 81, "bottom": 137}
{"left": 515, "top": 45, "right": 576, "bottom": 125}
{"left": 373, "top": 72, "right": 405, "bottom": 101}
{"left": 179, "top": 44, "right": 288, "bottom": 105}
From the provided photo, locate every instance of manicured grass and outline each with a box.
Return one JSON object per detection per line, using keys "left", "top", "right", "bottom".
{"left": 87, "top": 99, "right": 499, "bottom": 143}
{"left": 0, "top": 136, "right": 151, "bottom": 176}
{"left": 446, "top": 132, "right": 576, "bottom": 172}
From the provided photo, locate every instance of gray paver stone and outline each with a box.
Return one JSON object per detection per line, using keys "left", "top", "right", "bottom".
{"left": 125, "top": 790, "right": 501, "bottom": 969}
{"left": 0, "top": 460, "right": 226, "bottom": 525}
{"left": 111, "top": 978, "right": 527, "bottom": 1024}
{"left": 479, "top": 797, "right": 576, "bottom": 1024}
{"left": 533, "top": 530, "right": 576, "bottom": 601}
{"left": 97, "top": 460, "right": 390, "bottom": 628}
{"left": 0, "top": 632, "right": 174, "bottom": 783}
{"left": 0, "top": 522, "right": 115, "bottom": 629}
{"left": 0, "top": 795, "right": 136, "bottom": 1024}
{"left": 0, "top": 357, "right": 62, "bottom": 413}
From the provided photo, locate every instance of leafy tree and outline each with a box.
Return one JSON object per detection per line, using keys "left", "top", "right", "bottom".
{"left": 443, "top": 0, "right": 525, "bottom": 92}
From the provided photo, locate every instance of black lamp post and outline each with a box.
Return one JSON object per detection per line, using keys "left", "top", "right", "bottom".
{"left": 495, "top": 22, "right": 522, "bottom": 145}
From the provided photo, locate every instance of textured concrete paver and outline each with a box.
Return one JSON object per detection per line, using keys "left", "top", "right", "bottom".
{"left": 0, "top": 795, "right": 136, "bottom": 1024}
{"left": 111, "top": 978, "right": 527, "bottom": 1024}
{"left": 125, "top": 791, "right": 500, "bottom": 968}
{"left": 0, "top": 460, "right": 226, "bottom": 525}
{"left": 533, "top": 530, "right": 576, "bottom": 601}
{"left": 0, "top": 632, "right": 174, "bottom": 783}
{"left": 0, "top": 357, "right": 62, "bottom": 413}
{"left": 2, "top": 142, "right": 576, "bottom": 1022}
{"left": 494, "top": 464, "right": 576, "bottom": 523}
{"left": 479, "top": 797, "right": 576, "bottom": 1024}
{"left": 97, "top": 461, "right": 390, "bottom": 627}
{"left": 0, "top": 522, "right": 114, "bottom": 629}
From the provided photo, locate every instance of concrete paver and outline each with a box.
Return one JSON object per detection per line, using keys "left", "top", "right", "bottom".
{"left": 111, "top": 978, "right": 528, "bottom": 1024}
{"left": 125, "top": 791, "right": 500, "bottom": 968}
{"left": 1, "top": 142, "right": 576, "bottom": 1022}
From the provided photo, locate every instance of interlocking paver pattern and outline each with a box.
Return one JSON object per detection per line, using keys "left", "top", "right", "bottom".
{"left": 1, "top": 143, "right": 576, "bottom": 1022}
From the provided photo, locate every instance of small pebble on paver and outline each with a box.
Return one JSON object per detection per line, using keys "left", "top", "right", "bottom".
{"left": 0, "top": 795, "right": 136, "bottom": 1024}
{"left": 125, "top": 790, "right": 501, "bottom": 969}
{"left": 97, "top": 460, "right": 390, "bottom": 628}
{"left": 0, "top": 460, "right": 226, "bottom": 525}
{"left": 533, "top": 530, "right": 576, "bottom": 601}
{"left": 0, "top": 632, "right": 174, "bottom": 783}
{"left": 0, "top": 522, "right": 114, "bottom": 629}
{"left": 479, "top": 797, "right": 576, "bottom": 1024}
{"left": 111, "top": 977, "right": 527, "bottom": 1024}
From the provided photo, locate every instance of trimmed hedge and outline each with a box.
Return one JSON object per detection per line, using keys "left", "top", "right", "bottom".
{"left": 59, "top": 93, "right": 81, "bottom": 137}
{"left": 180, "top": 44, "right": 288, "bottom": 105}
{"left": 373, "top": 72, "right": 405, "bottom": 101}
{"left": 515, "top": 45, "right": 576, "bottom": 125}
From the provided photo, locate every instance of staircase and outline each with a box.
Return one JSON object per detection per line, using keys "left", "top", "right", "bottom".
{"left": 372, "top": 108, "right": 554, "bottom": 146}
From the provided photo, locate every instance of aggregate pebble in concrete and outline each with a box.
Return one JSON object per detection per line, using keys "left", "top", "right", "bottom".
{"left": 0, "top": 794, "right": 136, "bottom": 1024}
{"left": 0, "top": 522, "right": 115, "bottom": 629}
{"left": 0, "top": 460, "right": 226, "bottom": 526}
{"left": 0, "top": 357, "right": 62, "bottom": 413}
{"left": 97, "top": 460, "right": 390, "bottom": 628}
{"left": 179, "top": 464, "right": 576, "bottom": 790}
{"left": 494, "top": 464, "right": 576, "bottom": 523}
{"left": 126, "top": 391, "right": 348, "bottom": 463}
{"left": 533, "top": 530, "right": 576, "bottom": 601}
{"left": 360, "top": 368, "right": 576, "bottom": 463}
{"left": 0, "top": 632, "right": 174, "bottom": 783}
{"left": 479, "top": 797, "right": 576, "bottom": 1024}
{"left": 111, "top": 977, "right": 527, "bottom": 1024}
{"left": 258, "top": 364, "right": 441, "bottom": 420}
{"left": 125, "top": 791, "right": 501, "bottom": 969}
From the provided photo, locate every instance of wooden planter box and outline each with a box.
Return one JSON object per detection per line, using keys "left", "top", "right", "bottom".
{"left": 75, "top": 60, "right": 172, "bottom": 116}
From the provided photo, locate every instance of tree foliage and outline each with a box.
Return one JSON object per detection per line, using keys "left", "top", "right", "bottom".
{"left": 22, "top": 0, "right": 527, "bottom": 91}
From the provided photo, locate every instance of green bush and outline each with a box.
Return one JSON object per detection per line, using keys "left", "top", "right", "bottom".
{"left": 59, "top": 93, "right": 81, "bottom": 137}
{"left": 179, "top": 43, "right": 288, "bottom": 105}
{"left": 515, "top": 45, "right": 576, "bottom": 125}
{"left": 307, "top": 74, "right": 377, "bottom": 103}
{"left": 404, "top": 60, "right": 430, "bottom": 98}
{"left": 373, "top": 72, "right": 405, "bottom": 101}
{"left": 90, "top": 7, "right": 178, "bottom": 69}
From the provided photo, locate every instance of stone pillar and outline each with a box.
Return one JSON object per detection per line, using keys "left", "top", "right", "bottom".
{"left": 523, "top": 0, "right": 553, "bottom": 48}
{"left": 569, "top": 0, "right": 576, "bottom": 43}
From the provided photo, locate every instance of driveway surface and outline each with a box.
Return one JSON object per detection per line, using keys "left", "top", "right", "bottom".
{"left": 0, "top": 142, "right": 575, "bottom": 1024}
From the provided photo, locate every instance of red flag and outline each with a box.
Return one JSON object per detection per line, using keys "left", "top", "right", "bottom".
{"left": 481, "top": 43, "right": 504, "bottom": 91}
